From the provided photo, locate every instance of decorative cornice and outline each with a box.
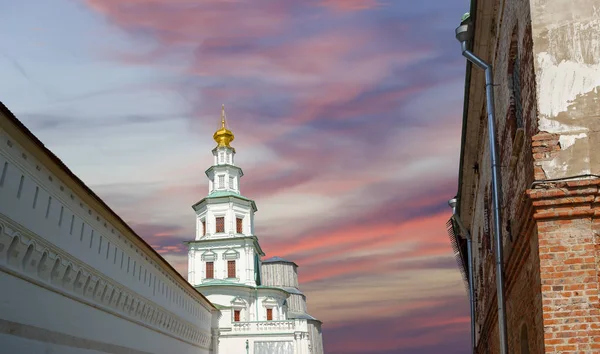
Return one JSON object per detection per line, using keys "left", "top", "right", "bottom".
{"left": 184, "top": 236, "right": 265, "bottom": 257}
{"left": 195, "top": 282, "right": 290, "bottom": 295}
{"left": 205, "top": 164, "right": 244, "bottom": 178}
{"left": 0, "top": 215, "right": 212, "bottom": 349}
{"left": 526, "top": 179, "right": 600, "bottom": 220}
{"left": 192, "top": 194, "right": 257, "bottom": 213}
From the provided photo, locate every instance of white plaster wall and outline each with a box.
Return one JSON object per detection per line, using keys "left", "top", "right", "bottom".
{"left": 209, "top": 167, "right": 242, "bottom": 194}
{"left": 189, "top": 240, "right": 260, "bottom": 286}
{"left": 0, "top": 271, "right": 207, "bottom": 354}
{"left": 219, "top": 335, "right": 297, "bottom": 354}
{"left": 216, "top": 319, "right": 310, "bottom": 354}
{"left": 213, "top": 147, "right": 235, "bottom": 167}
{"left": 206, "top": 147, "right": 242, "bottom": 194}
{"left": 0, "top": 126, "right": 216, "bottom": 353}
{"left": 202, "top": 288, "right": 287, "bottom": 323}
{"left": 197, "top": 201, "right": 252, "bottom": 238}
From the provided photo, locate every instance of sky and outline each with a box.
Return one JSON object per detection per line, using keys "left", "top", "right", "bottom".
{"left": 0, "top": 0, "right": 471, "bottom": 353}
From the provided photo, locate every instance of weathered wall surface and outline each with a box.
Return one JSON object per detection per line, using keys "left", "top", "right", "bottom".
{"left": 531, "top": 0, "right": 600, "bottom": 179}
{"left": 463, "top": 0, "right": 544, "bottom": 352}
{"left": 0, "top": 109, "right": 216, "bottom": 353}
{"left": 528, "top": 0, "right": 600, "bottom": 352}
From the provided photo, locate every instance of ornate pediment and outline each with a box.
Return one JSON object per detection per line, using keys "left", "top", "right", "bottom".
{"left": 201, "top": 250, "right": 217, "bottom": 261}
{"left": 222, "top": 248, "right": 240, "bottom": 260}
{"left": 262, "top": 296, "right": 278, "bottom": 307}
{"left": 230, "top": 296, "right": 247, "bottom": 308}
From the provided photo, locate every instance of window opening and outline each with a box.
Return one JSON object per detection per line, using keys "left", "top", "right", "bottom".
{"left": 227, "top": 260, "right": 236, "bottom": 278}
{"left": 216, "top": 217, "right": 225, "bottom": 233}
{"left": 206, "top": 262, "right": 214, "bottom": 279}
{"left": 236, "top": 217, "right": 243, "bottom": 234}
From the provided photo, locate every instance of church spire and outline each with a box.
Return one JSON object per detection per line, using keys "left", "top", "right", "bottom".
{"left": 213, "top": 104, "right": 235, "bottom": 148}
{"left": 220, "top": 104, "right": 226, "bottom": 129}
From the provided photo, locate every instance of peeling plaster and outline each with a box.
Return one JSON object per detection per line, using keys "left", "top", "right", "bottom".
{"left": 536, "top": 52, "right": 600, "bottom": 122}
{"left": 559, "top": 133, "right": 587, "bottom": 150}
{"left": 532, "top": 3, "right": 600, "bottom": 179}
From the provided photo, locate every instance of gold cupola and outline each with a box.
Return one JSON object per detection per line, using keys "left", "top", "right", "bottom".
{"left": 213, "top": 104, "right": 234, "bottom": 148}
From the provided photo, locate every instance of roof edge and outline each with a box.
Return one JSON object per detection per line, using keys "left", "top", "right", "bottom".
{"left": 456, "top": 0, "right": 478, "bottom": 216}
{"left": 192, "top": 193, "right": 258, "bottom": 213}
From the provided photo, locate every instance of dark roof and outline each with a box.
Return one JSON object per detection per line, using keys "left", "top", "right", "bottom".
{"left": 262, "top": 256, "right": 298, "bottom": 267}
{"left": 0, "top": 100, "right": 216, "bottom": 311}
{"left": 288, "top": 312, "right": 321, "bottom": 323}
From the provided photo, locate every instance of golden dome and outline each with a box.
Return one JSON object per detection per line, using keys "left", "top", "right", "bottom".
{"left": 213, "top": 104, "right": 235, "bottom": 148}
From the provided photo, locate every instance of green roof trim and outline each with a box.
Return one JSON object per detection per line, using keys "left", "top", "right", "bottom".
{"left": 461, "top": 12, "right": 470, "bottom": 23}
{"left": 194, "top": 281, "right": 291, "bottom": 294}
{"left": 208, "top": 190, "right": 248, "bottom": 199}
{"left": 212, "top": 303, "right": 230, "bottom": 310}
{"left": 192, "top": 190, "right": 258, "bottom": 212}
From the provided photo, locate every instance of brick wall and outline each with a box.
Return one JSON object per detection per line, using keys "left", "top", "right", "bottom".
{"left": 528, "top": 181, "right": 600, "bottom": 353}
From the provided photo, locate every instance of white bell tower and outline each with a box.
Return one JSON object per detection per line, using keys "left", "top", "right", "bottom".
{"left": 186, "top": 105, "right": 263, "bottom": 287}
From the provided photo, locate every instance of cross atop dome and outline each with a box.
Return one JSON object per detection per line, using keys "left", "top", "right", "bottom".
{"left": 213, "top": 104, "right": 234, "bottom": 148}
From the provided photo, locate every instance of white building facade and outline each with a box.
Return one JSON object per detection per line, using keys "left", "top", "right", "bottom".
{"left": 186, "top": 106, "right": 324, "bottom": 354}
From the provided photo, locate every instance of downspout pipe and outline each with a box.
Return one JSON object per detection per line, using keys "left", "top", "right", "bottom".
{"left": 449, "top": 197, "right": 476, "bottom": 354}
{"left": 456, "top": 16, "right": 509, "bottom": 354}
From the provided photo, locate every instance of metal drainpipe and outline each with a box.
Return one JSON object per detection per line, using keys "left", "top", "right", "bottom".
{"left": 456, "top": 21, "right": 509, "bottom": 354}
{"left": 449, "top": 198, "right": 476, "bottom": 353}
{"left": 466, "top": 237, "right": 475, "bottom": 351}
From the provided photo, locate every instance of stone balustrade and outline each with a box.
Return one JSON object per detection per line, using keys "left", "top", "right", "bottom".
{"left": 232, "top": 320, "right": 298, "bottom": 333}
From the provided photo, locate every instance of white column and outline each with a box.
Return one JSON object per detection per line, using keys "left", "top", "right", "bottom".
{"left": 195, "top": 218, "right": 200, "bottom": 240}
{"left": 302, "top": 333, "right": 310, "bottom": 354}
{"left": 246, "top": 247, "right": 252, "bottom": 285}
{"left": 294, "top": 333, "right": 302, "bottom": 354}
{"left": 188, "top": 249, "right": 194, "bottom": 284}
{"left": 228, "top": 202, "right": 234, "bottom": 235}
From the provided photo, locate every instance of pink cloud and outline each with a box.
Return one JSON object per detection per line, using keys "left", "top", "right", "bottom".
{"left": 267, "top": 212, "right": 451, "bottom": 257}
{"left": 320, "top": 0, "right": 382, "bottom": 11}
{"left": 87, "top": 0, "right": 290, "bottom": 45}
